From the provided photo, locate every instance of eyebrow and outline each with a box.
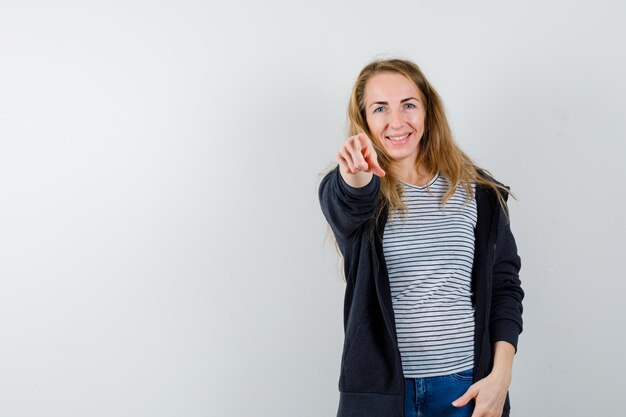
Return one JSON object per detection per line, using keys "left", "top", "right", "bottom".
{"left": 368, "top": 97, "right": 420, "bottom": 108}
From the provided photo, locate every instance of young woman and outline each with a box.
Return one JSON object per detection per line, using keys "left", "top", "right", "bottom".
{"left": 318, "top": 58, "right": 524, "bottom": 417}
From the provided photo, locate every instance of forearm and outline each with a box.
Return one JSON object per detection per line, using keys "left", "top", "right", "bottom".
{"left": 318, "top": 165, "right": 380, "bottom": 249}
{"left": 491, "top": 340, "right": 515, "bottom": 379}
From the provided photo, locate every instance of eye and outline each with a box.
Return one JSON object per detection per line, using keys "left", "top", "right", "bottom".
{"left": 404, "top": 103, "right": 416, "bottom": 109}
{"left": 373, "top": 106, "right": 384, "bottom": 113}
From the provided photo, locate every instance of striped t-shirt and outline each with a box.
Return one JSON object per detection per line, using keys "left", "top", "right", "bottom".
{"left": 382, "top": 171, "right": 478, "bottom": 378}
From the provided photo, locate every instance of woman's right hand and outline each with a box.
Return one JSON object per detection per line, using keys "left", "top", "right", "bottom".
{"left": 335, "top": 132, "right": 386, "bottom": 178}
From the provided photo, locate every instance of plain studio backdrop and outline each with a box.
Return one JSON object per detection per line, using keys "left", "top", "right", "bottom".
{"left": 1, "top": 1, "right": 624, "bottom": 416}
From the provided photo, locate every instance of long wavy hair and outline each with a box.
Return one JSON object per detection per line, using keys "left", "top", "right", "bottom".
{"left": 319, "top": 57, "right": 517, "bottom": 280}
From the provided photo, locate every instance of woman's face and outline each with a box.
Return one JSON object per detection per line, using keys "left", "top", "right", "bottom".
{"left": 363, "top": 72, "right": 426, "bottom": 166}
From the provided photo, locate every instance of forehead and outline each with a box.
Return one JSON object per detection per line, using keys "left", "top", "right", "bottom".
{"left": 364, "top": 72, "right": 421, "bottom": 102}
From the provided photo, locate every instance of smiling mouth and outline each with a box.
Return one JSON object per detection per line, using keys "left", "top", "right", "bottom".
{"left": 386, "top": 132, "right": 412, "bottom": 141}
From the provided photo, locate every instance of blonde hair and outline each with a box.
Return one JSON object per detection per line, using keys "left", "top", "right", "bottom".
{"left": 320, "top": 57, "right": 516, "bottom": 280}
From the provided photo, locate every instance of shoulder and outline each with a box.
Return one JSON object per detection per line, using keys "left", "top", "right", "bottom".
{"left": 475, "top": 167, "right": 511, "bottom": 203}
{"left": 476, "top": 167, "right": 506, "bottom": 187}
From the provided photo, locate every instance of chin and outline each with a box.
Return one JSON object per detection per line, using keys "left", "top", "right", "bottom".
{"left": 385, "top": 146, "right": 418, "bottom": 158}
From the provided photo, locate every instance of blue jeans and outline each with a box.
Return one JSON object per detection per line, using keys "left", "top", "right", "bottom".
{"left": 404, "top": 369, "right": 475, "bottom": 417}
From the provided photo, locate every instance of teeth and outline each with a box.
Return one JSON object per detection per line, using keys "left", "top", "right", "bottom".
{"left": 388, "top": 133, "right": 409, "bottom": 141}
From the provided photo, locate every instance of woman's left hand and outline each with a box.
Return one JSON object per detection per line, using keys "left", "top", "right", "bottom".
{"left": 451, "top": 370, "right": 511, "bottom": 417}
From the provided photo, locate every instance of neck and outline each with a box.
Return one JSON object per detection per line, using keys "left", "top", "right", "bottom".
{"left": 394, "top": 160, "right": 433, "bottom": 187}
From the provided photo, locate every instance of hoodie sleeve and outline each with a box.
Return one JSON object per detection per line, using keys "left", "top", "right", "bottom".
{"left": 489, "top": 198, "right": 525, "bottom": 352}
{"left": 318, "top": 164, "right": 380, "bottom": 254}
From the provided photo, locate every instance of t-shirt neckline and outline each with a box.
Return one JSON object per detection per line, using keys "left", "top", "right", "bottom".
{"left": 400, "top": 171, "right": 440, "bottom": 190}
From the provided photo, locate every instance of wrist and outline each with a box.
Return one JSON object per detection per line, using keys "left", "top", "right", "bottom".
{"left": 490, "top": 365, "right": 512, "bottom": 380}
{"left": 488, "top": 367, "right": 512, "bottom": 391}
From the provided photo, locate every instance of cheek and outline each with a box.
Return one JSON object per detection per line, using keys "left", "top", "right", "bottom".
{"left": 366, "top": 118, "right": 382, "bottom": 134}
{"left": 412, "top": 113, "right": 425, "bottom": 127}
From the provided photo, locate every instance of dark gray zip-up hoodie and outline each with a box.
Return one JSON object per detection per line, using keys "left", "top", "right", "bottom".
{"left": 318, "top": 164, "right": 524, "bottom": 417}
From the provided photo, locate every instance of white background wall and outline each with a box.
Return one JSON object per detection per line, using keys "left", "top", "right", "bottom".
{"left": 1, "top": 1, "right": 624, "bottom": 416}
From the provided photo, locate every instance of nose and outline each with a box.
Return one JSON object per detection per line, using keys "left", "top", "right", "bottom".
{"left": 388, "top": 108, "right": 404, "bottom": 129}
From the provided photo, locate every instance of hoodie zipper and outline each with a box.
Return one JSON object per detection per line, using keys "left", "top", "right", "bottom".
{"left": 376, "top": 214, "right": 407, "bottom": 417}
{"left": 475, "top": 200, "right": 501, "bottom": 378}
